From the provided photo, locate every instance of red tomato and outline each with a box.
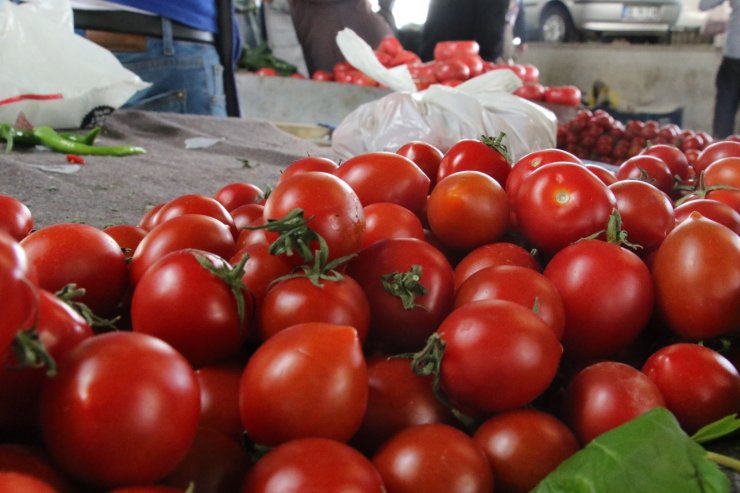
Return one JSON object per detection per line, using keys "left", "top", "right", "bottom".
{"left": 505, "top": 148, "right": 582, "bottom": 205}
{"left": 438, "top": 299, "right": 562, "bottom": 414}
{"left": 454, "top": 265, "right": 566, "bottom": 340}
{"left": 562, "top": 361, "right": 666, "bottom": 445}
{"left": 0, "top": 194, "right": 33, "bottom": 241}
{"left": 263, "top": 171, "right": 365, "bottom": 262}
{"left": 164, "top": 427, "right": 250, "bottom": 493}
{"left": 334, "top": 152, "right": 430, "bottom": 218}
{"left": 277, "top": 156, "right": 339, "bottom": 184}
{"left": 513, "top": 83, "right": 546, "bottom": 101}
{"left": 129, "top": 214, "right": 236, "bottom": 285}
{"left": 543, "top": 85, "right": 582, "bottom": 106}
{"left": 152, "top": 193, "right": 238, "bottom": 238}
{"left": 257, "top": 272, "right": 370, "bottom": 343}
{"left": 231, "top": 241, "right": 294, "bottom": 305}
{"left": 346, "top": 238, "right": 455, "bottom": 353}
{"left": 230, "top": 202, "right": 265, "bottom": 231}
{"left": 351, "top": 356, "right": 457, "bottom": 456}
{"left": 213, "top": 182, "right": 264, "bottom": 212}
{"left": 0, "top": 289, "right": 93, "bottom": 433}
{"left": 427, "top": 170, "right": 510, "bottom": 252}
{"left": 673, "top": 198, "right": 740, "bottom": 234}
{"left": 103, "top": 223, "right": 147, "bottom": 259}
{"left": 456, "top": 53, "right": 485, "bottom": 77}
{"left": 703, "top": 156, "right": 740, "bottom": 212}
{"left": 433, "top": 40, "right": 480, "bottom": 60}
{"left": 652, "top": 212, "right": 740, "bottom": 340}
{"left": 453, "top": 241, "right": 540, "bottom": 290}
{"left": 311, "top": 69, "right": 334, "bottom": 81}
{"left": 640, "top": 143, "right": 691, "bottom": 184}
{"left": 360, "top": 202, "right": 425, "bottom": 249}
{"left": 437, "top": 135, "right": 512, "bottom": 188}
{"left": 239, "top": 323, "right": 367, "bottom": 446}
{"left": 0, "top": 444, "right": 73, "bottom": 492}
{"left": 514, "top": 162, "right": 617, "bottom": 256}
{"left": 20, "top": 223, "right": 128, "bottom": 317}
{"left": 642, "top": 343, "right": 740, "bottom": 434}
{"left": 608, "top": 180, "right": 676, "bottom": 254}
{"left": 616, "top": 154, "right": 675, "bottom": 196}
{"left": 242, "top": 438, "right": 384, "bottom": 493}
{"left": 543, "top": 238, "right": 654, "bottom": 360}
{"left": 0, "top": 232, "right": 37, "bottom": 358}
{"left": 255, "top": 67, "right": 277, "bottom": 76}
{"left": 585, "top": 163, "right": 618, "bottom": 186}
{"left": 110, "top": 487, "right": 185, "bottom": 493}
{"left": 0, "top": 472, "right": 57, "bottom": 493}
{"left": 39, "top": 332, "right": 200, "bottom": 488}
{"left": 432, "top": 59, "right": 470, "bottom": 82}
{"left": 693, "top": 139, "right": 740, "bottom": 174}
{"left": 473, "top": 409, "right": 580, "bottom": 493}
{"left": 396, "top": 140, "right": 444, "bottom": 188}
{"left": 520, "top": 64, "right": 541, "bottom": 85}
{"left": 196, "top": 364, "right": 245, "bottom": 442}
{"left": 138, "top": 202, "right": 164, "bottom": 231}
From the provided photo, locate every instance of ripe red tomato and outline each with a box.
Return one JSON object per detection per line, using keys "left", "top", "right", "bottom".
{"left": 0, "top": 194, "right": 33, "bottom": 241}
{"left": 456, "top": 53, "right": 485, "bottom": 77}
{"left": 0, "top": 472, "right": 58, "bottom": 493}
{"left": 543, "top": 238, "right": 654, "bottom": 360}
{"left": 433, "top": 40, "right": 480, "bottom": 60}
{"left": 505, "top": 148, "right": 582, "bottom": 206}
{"left": 39, "top": 332, "right": 200, "bottom": 488}
{"left": 426, "top": 170, "right": 509, "bottom": 252}
{"left": 703, "top": 156, "right": 740, "bottom": 212}
{"left": 0, "top": 444, "right": 72, "bottom": 492}
{"left": 432, "top": 59, "right": 470, "bottom": 82}
{"left": 608, "top": 179, "right": 676, "bottom": 254}
{"left": 616, "top": 154, "right": 675, "bottom": 196}
{"left": 311, "top": 69, "right": 334, "bottom": 81}
{"left": 195, "top": 364, "right": 245, "bottom": 442}
{"left": 642, "top": 343, "right": 740, "bottom": 434}
{"left": 230, "top": 202, "right": 265, "bottom": 231}
{"left": 103, "top": 223, "right": 147, "bottom": 259}
{"left": 242, "top": 438, "right": 384, "bottom": 493}
{"left": 264, "top": 171, "right": 365, "bottom": 262}
{"left": 453, "top": 241, "right": 540, "bottom": 290}
{"left": 543, "top": 85, "right": 582, "bottom": 106}
{"left": 585, "top": 163, "right": 618, "bottom": 186}
{"left": 454, "top": 265, "right": 566, "bottom": 340}
{"left": 257, "top": 272, "right": 370, "bottom": 343}
{"left": 652, "top": 212, "right": 740, "bottom": 340}
{"left": 372, "top": 424, "right": 493, "bottom": 493}
{"left": 640, "top": 143, "right": 691, "bottom": 184}
{"left": 360, "top": 202, "right": 425, "bottom": 249}
{"left": 437, "top": 135, "right": 512, "bottom": 188}
{"left": 334, "top": 152, "right": 430, "bottom": 218}
{"left": 230, "top": 242, "right": 294, "bottom": 305}
{"left": 437, "top": 299, "right": 562, "bottom": 414}
{"left": 513, "top": 162, "right": 617, "bottom": 256}
{"left": 513, "top": 83, "right": 546, "bottom": 101}
{"left": 277, "top": 156, "right": 339, "bottom": 184}
{"left": 129, "top": 214, "right": 236, "bottom": 285}
{"left": 0, "top": 232, "right": 37, "bottom": 359}
{"left": 396, "top": 140, "right": 444, "bottom": 188}
{"left": 346, "top": 238, "right": 455, "bottom": 353}
{"left": 473, "top": 409, "right": 580, "bottom": 493}
{"left": 152, "top": 193, "right": 238, "bottom": 238}
{"left": 255, "top": 67, "right": 277, "bottom": 76}
{"left": 562, "top": 361, "right": 666, "bottom": 445}
{"left": 351, "top": 356, "right": 457, "bottom": 456}
{"left": 138, "top": 202, "right": 164, "bottom": 231}
{"left": 238, "top": 323, "right": 367, "bottom": 446}
{"left": 673, "top": 198, "right": 740, "bottom": 234}
{"left": 693, "top": 139, "right": 740, "bottom": 174}
{"left": 213, "top": 182, "right": 264, "bottom": 212}
{"left": 110, "top": 486, "right": 186, "bottom": 493}
{"left": 131, "top": 249, "right": 252, "bottom": 368}
{"left": 20, "top": 223, "right": 128, "bottom": 317}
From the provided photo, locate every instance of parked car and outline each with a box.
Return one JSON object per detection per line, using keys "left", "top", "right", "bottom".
{"left": 523, "top": 0, "right": 682, "bottom": 42}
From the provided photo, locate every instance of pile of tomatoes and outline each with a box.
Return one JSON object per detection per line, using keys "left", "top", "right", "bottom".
{"left": 0, "top": 133, "right": 738, "bottom": 493}
{"left": 556, "top": 108, "right": 730, "bottom": 164}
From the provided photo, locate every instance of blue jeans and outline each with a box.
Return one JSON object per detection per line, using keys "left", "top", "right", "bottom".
{"left": 77, "top": 20, "right": 227, "bottom": 117}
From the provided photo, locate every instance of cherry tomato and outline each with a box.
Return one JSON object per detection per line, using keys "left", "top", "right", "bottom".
{"left": 437, "top": 135, "right": 512, "bottom": 188}
{"left": 372, "top": 423, "right": 493, "bottom": 493}
{"left": 277, "top": 156, "right": 339, "bottom": 184}
{"left": 616, "top": 154, "right": 675, "bottom": 196}
{"left": 346, "top": 238, "right": 455, "bottom": 353}
{"left": 608, "top": 179, "right": 675, "bottom": 254}
{"left": 652, "top": 212, "right": 740, "bottom": 340}
{"left": 453, "top": 241, "right": 540, "bottom": 290}
{"left": 103, "top": 223, "right": 147, "bottom": 259}
{"left": 39, "top": 332, "right": 200, "bottom": 488}
{"left": 138, "top": 202, "right": 165, "bottom": 231}
{"left": 703, "top": 156, "right": 740, "bottom": 213}
{"left": 230, "top": 241, "right": 294, "bottom": 305}
{"left": 693, "top": 139, "right": 740, "bottom": 174}
{"left": 427, "top": 170, "right": 510, "bottom": 253}
{"left": 131, "top": 249, "right": 252, "bottom": 368}
{"left": 673, "top": 198, "right": 740, "bottom": 234}
{"left": 438, "top": 299, "right": 562, "bottom": 414}
{"left": 20, "top": 223, "right": 128, "bottom": 317}
{"left": 642, "top": 343, "right": 740, "bottom": 434}
{"left": 334, "top": 152, "right": 430, "bottom": 218}
{"left": 359, "top": 202, "right": 425, "bottom": 249}
{"left": 0, "top": 232, "right": 37, "bottom": 359}
{"left": 396, "top": 140, "right": 444, "bottom": 188}
{"left": 514, "top": 162, "right": 617, "bottom": 256}
{"left": 0, "top": 194, "right": 33, "bottom": 241}
{"left": 213, "top": 182, "right": 264, "bottom": 212}
{"left": 242, "top": 438, "right": 384, "bottom": 493}
{"left": 230, "top": 203, "right": 265, "bottom": 231}
{"left": 455, "top": 265, "right": 566, "bottom": 340}
{"left": 513, "top": 82, "right": 546, "bottom": 101}
{"left": 473, "top": 409, "right": 580, "bottom": 493}
{"left": 640, "top": 143, "right": 691, "bottom": 184}
{"left": 239, "top": 323, "right": 367, "bottom": 446}
{"left": 585, "top": 163, "right": 618, "bottom": 186}
{"left": 562, "top": 361, "right": 666, "bottom": 445}
{"left": 152, "top": 193, "right": 238, "bottom": 238}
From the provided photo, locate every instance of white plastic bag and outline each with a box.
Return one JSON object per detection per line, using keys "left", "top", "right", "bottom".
{"left": 0, "top": 0, "right": 149, "bottom": 128}
{"left": 331, "top": 29, "right": 557, "bottom": 161}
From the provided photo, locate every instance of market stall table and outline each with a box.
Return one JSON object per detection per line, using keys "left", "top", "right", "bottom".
{"left": 0, "top": 110, "right": 340, "bottom": 229}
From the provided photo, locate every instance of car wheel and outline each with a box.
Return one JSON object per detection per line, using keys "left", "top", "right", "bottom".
{"left": 540, "top": 4, "right": 577, "bottom": 42}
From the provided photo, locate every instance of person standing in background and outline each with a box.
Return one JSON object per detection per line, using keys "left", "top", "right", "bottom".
{"left": 287, "top": 0, "right": 393, "bottom": 75}
{"left": 71, "top": 0, "right": 241, "bottom": 117}
{"left": 701, "top": 0, "right": 740, "bottom": 138}
{"left": 262, "top": 0, "right": 310, "bottom": 77}
{"left": 419, "top": 0, "right": 510, "bottom": 62}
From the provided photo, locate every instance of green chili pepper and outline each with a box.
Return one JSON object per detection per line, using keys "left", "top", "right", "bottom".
{"left": 31, "top": 126, "right": 145, "bottom": 156}
{"left": 59, "top": 127, "right": 101, "bottom": 146}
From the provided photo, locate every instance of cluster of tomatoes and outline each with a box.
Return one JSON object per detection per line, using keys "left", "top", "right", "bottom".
{"left": 0, "top": 133, "right": 738, "bottom": 493}
{"left": 556, "top": 108, "right": 729, "bottom": 164}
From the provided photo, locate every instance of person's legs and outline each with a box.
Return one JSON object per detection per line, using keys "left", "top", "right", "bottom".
{"left": 713, "top": 56, "right": 740, "bottom": 139}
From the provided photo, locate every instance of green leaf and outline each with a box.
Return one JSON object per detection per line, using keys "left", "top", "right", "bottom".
{"left": 532, "top": 408, "right": 731, "bottom": 493}
{"left": 692, "top": 414, "right": 740, "bottom": 445}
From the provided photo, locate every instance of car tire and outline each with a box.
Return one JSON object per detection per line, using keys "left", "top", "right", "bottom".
{"left": 540, "top": 4, "right": 577, "bottom": 42}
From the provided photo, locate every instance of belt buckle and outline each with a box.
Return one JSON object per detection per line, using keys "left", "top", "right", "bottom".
{"left": 85, "top": 30, "right": 147, "bottom": 52}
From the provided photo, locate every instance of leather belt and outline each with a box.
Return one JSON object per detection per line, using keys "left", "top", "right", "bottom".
{"left": 73, "top": 10, "right": 215, "bottom": 44}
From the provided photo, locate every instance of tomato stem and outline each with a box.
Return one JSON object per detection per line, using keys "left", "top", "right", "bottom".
{"left": 55, "top": 283, "right": 120, "bottom": 331}
{"left": 11, "top": 329, "right": 57, "bottom": 377}
{"left": 380, "top": 264, "right": 427, "bottom": 310}
{"left": 480, "top": 132, "right": 512, "bottom": 163}
{"left": 706, "top": 451, "right": 740, "bottom": 473}
{"left": 195, "top": 253, "right": 251, "bottom": 330}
